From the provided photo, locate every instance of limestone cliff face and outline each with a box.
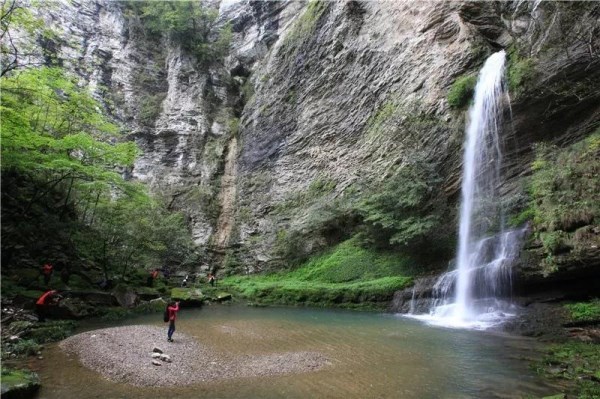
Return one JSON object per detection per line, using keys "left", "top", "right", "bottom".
{"left": 36, "top": 1, "right": 599, "bottom": 277}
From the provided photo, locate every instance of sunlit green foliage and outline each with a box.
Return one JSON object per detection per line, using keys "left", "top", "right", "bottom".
{"left": 1, "top": 67, "right": 137, "bottom": 183}
{"left": 222, "top": 238, "right": 412, "bottom": 309}
{"left": 565, "top": 299, "right": 600, "bottom": 322}
{"left": 1, "top": 66, "right": 196, "bottom": 285}
{"left": 290, "top": 238, "right": 412, "bottom": 283}
{"left": 1, "top": 0, "right": 56, "bottom": 76}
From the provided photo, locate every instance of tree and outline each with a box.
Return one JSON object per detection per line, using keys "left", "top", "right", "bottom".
{"left": 1, "top": 0, "right": 55, "bottom": 76}
{"left": 356, "top": 161, "right": 452, "bottom": 258}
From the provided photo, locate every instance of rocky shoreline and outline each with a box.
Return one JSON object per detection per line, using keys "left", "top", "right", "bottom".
{"left": 60, "top": 325, "right": 330, "bottom": 387}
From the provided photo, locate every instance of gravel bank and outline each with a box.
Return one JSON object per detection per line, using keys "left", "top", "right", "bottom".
{"left": 60, "top": 325, "right": 329, "bottom": 387}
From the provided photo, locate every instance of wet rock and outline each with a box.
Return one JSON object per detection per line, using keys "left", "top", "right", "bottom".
{"left": 216, "top": 292, "right": 232, "bottom": 302}
{"left": 112, "top": 286, "right": 139, "bottom": 308}
{"left": 170, "top": 288, "right": 204, "bottom": 307}
{"left": 0, "top": 368, "right": 41, "bottom": 399}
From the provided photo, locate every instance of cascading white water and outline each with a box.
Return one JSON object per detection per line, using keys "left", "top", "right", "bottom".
{"left": 409, "top": 51, "right": 525, "bottom": 329}
{"left": 454, "top": 50, "right": 507, "bottom": 322}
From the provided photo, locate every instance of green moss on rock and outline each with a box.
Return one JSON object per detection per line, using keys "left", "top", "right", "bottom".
{"left": 170, "top": 288, "right": 205, "bottom": 304}
{"left": 447, "top": 74, "right": 477, "bottom": 108}
{"left": 0, "top": 368, "right": 41, "bottom": 399}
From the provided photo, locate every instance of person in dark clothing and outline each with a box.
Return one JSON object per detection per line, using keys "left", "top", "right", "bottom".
{"left": 41, "top": 263, "right": 54, "bottom": 285}
{"left": 167, "top": 301, "right": 180, "bottom": 342}
{"left": 60, "top": 266, "right": 70, "bottom": 285}
{"left": 208, "top": 273, "right": 215, "bottom": 287}
{"left": 35, "top": 290, "right": 61, "bottom": 322}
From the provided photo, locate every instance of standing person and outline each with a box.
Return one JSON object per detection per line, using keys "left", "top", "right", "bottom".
{"left": 35, "top": 290, "right": 61, "bottom": 322}
{"left": 147, "top": 269, "right": 159, "bottom": 287}
{"left": 208, "top": 273, "right": 215, "bottom": 287}
{"left": 41, "top": 263, "right": 54, "bottom": 285}
{"left": 167, "top": 301, "right": 180, "bottom": 342}
{"left": 60, "top": 266, "right": 70, "bottom": 285}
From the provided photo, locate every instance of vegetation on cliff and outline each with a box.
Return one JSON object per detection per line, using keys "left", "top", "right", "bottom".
{"left": 223, "top": 238, "right": 412, "bottom": 309}
{"left": 512, "top": 131, "right": 600, "bottom": 274}
{"left": 120, "top": 0, "right": 232, "bottom": 64}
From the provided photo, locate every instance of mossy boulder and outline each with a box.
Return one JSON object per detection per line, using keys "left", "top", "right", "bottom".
{"left": 135, "top": 287, "right": 161, "bottom": 301}
{"left": 0, "top": 368, "right": 40, "bottom": 399}
{"left": 216, "top": 292, "right": 232, "bottom": 302}
{"left": 170, "top": 288, "right": 205, "bottom": 306}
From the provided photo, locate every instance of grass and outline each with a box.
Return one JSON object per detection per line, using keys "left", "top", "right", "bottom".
{"left": 221, "top": 238, "right": 413, "bottom": 309}
{"left": 565, "top": 300, "right": 600, "bottom": 322}
{"left": 0, "top": 367, "right": 40, "bottom": 390}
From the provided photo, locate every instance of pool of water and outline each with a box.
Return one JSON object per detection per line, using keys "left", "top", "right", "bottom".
{"left": 31, "top": 305, "right": 561, "bottom": 398}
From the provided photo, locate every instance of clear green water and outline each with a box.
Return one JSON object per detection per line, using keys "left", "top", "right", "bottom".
{"left": 32, "top": 305, "right": 561, "bottom": 398}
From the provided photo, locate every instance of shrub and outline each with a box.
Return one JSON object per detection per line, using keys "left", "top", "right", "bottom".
{"left": 138, "top": 93, "right": 166, "bottom": 126}
{"left": 6, "top": 340, "right": 41, "bottom": 358}
{"left": 23, "top": 321, "right": 77, "bottom": 343}
{"left": 565, "top": 299, "right": 600, "bottom": 322}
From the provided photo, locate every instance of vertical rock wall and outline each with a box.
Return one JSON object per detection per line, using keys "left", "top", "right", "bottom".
{"left": 31, "top": 0, "right": 599, "bottom": 273}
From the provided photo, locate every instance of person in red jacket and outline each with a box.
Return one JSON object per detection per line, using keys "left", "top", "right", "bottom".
{"left": 167, "top": 301, "right": 180, "bottom": 342}
{"left": 35, "top": 290, "right": 61, "bottom": 322}
{"left": 41, "top": 263, "right": 54, "bottom": 285}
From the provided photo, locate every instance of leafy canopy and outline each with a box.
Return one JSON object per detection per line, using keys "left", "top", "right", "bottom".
{"left": 1, "top": 67, "right": 138, "bottom": 188}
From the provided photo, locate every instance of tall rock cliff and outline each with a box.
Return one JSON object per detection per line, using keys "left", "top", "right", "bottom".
{"left": 31, "top": 1, "right": 599, "bottom": 281}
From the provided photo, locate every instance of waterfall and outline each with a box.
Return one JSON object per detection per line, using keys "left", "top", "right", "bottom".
{"left": 409, "top": 51, "right": 525, "bottom": 329}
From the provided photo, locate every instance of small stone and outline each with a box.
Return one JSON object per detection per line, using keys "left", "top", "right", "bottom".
{"left": 548, "top": 367, "right": 566, "bottom": 375}
{"left": 152, "top": 360, "right": 162, "bottom": 366}
{"left": 152, "top": 346, "right": 163, "bottom": 354}
{"left": 160, "top": 354, "right": 171, "bottom": 363}
{"left": 151, "top": 353, "right": 161, "bottom": 359}
{"left": 9, "top": 335, "right": 20, "bottom": 342}
{"left": 37, "top": 356, "right": 43, "bottom": 360}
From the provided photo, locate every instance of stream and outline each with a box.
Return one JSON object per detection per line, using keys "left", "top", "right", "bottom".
{"left": 30, "top": 305, "right": 562, "bottom": 398}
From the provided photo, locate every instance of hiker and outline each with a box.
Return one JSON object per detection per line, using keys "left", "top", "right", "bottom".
{"left": 181, "top": 275, "right": 188, "bottom": 287}
{"left": 147, "top": 269, "right": 159, "bottom": 287}
{"left": 167, "top": 301, "right": 180, "bottom": 342}
{"left": 60, "top": 266, "right": 70, "bottom": 285}
{"left": 208, "top": 273, "right": 216, "bottom": 287}
{"left": 41, "top": 263, "right": 54, "bottom": 285}
{"left": 35, "top": 290, "right": 61, "bottom": 322}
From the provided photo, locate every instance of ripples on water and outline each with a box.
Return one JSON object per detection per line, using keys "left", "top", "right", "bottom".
{"left": 34, "top": 305, "right": 559, "bottom": 399}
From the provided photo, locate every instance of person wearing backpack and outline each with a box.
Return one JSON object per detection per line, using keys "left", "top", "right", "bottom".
{"left": 166, "top": 301, "right": 180, "bottom": 342}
